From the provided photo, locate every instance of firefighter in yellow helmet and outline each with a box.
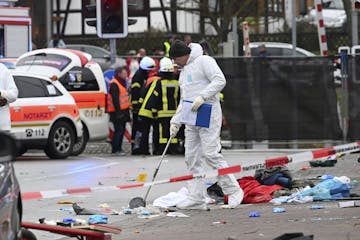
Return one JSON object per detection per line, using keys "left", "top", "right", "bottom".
{"left": 138, "top": 57, "right": 180, "bottom": 155}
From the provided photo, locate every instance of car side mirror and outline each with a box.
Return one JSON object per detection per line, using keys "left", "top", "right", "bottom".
{"left": 0, "top": 132, "right": 18, "bottom": 161}
{"left": 104, "top": 54, "right": 111, "bottom": 60}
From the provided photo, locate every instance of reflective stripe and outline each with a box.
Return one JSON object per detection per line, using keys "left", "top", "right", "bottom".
{"left": 159, "top": 122, "right": 178, "bottom": 144}
{"left": 106, "top": 79, "right": 130, "bottom": 112}
{"left": 131, "top": 82, "right": 141, "bottom": 88}
{"left": 11, "top": 123, "right": 50, "bottom": 128}
{"left": 138, "top": 79, "right": 158, "bottom": 119}
{"left": 145, "top": 76, "right": 160, "bottom": 88}
{"left": 157, "top": 79, "right": 179, "bottom": 118}
{"left": 157, "top": 110, "right": 176, "bottom": 118}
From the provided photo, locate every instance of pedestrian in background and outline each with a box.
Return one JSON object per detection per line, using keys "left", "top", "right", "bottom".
{"left": 257, "top": 43, "right": 269, "bottom": 57}
{"left": 126, "top": 49, "right": 139, "bottom": 79}
{"left": 163, "top": 35, "right": 176, "bottom": 57}
{"left": 107, "top": 67, "right": 130, "bottom": 156}
{"left": 136, "top": 48, "right": 146, "bottom": 62}
{"left": 169, "top": 40, "right": 244, "bottom": 210}
{"left": 131, "top": 56, "right": 156, "bottom": 155}
{"left": 184, "top": 34, "right": 192, "bottom": 46}
{"left": 0, "top": 63, "right": 18, "bottom": 132}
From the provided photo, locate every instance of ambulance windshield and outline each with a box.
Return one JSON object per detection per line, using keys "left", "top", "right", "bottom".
{"left": 17, "top": 54, "right": 71, "bottom": 71}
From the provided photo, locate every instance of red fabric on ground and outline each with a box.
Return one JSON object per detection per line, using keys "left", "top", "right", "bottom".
{"left": 238, "top": 176, "right": 283, "bottom": 204}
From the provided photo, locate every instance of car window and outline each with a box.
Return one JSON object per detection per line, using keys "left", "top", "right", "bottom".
{"left": 17, "top": 54, "right": 71, "bottom": 71}
{"left": 280, "top": 48, "right": 305, "bottom": 56}
{"left": 59, "top": 66, "right": 100, "bottom": 91}
{"left": 265, "top": 47, "right": 283, "bottom": 56}
{"left": 84, "top": 47, "right": 107, "bottom": 58}
{"left": 14, "top": 76, "right": 62, "bottom": 98}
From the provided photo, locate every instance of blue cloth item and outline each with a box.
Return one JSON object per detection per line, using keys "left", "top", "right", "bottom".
{"left": 319, "top": 174, "right": 334, "bottom": 180}
{"left": 277, "top": 176, "right": 292, "bottom": 188}
{"left": 263, "top": 173, "right": 283, "bottom": 185}
{"left": 88, "top": 215, "right": 108, "bottom": 224}
{"left": 273, "top": 207, "right": 286, "bottom": 213}
{"left": 301, "top": 178, "right": 350, "bottom": 200}
{"left": 310, "top": 205, "right": 324, "bottom": 209}
{"left": 63, "top": 218, "right": 75, "bottom": 223}
{"left": 248, "top": 211, "right": 260, "bottom": 217}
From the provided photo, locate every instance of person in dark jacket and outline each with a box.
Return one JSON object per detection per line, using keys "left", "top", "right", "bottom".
{"left": 130, "top": 56, "right": 156, "bottom": 154}
{"left": 107, "top": 67, "right": 130, "bottom": 155}
{"left": 139, "top": 57, "right": 180, "bottom": 155}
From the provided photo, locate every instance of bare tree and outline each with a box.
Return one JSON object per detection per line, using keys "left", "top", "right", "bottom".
{"left": 177, "top": 0, "right": 257, "bottom": 42}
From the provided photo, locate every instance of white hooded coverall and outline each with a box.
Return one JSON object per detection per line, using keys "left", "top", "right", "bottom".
{"left": 0, "top": 63, "right": 18, "bottom": 131}
{"left": 170, "top": 43, "right": 242, "bottom": 207}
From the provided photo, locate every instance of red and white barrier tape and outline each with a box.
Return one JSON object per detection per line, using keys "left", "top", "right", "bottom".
{"left": 314, "top": 0, "right": 328, "bottom": 56}
{"left": 22, "top": 142, "right": 360, "bottom": 201}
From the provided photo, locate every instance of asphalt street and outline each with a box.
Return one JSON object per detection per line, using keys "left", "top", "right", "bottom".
{"left": 14, "top": 143, "right": 360, "bottom": 240}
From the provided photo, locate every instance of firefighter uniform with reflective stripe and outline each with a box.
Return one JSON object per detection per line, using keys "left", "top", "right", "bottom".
{"left": 139, "top": 73, "right": 180, "bottom": 155}
{"left": 107, "top": 77, "right": 130, "bottom": 154}
{"left": 135, "top": 76, "right": 161, "bottom": 155}
{"left": 130, "top": 68, "right": 150, "bottom": 153}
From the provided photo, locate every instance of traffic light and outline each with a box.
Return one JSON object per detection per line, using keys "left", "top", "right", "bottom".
{"left": 354, "top": 0, "right": 360, "bottom": 10}
{"left": 96, "top": 0, "right": 128, "bottom": 38}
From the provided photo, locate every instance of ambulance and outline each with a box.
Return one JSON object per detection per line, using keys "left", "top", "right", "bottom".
{"left": 15, "top": 48, "right": 109, "bottom": 155}
{"left": 10, "top": 72, "right": 83, "bottom": 159}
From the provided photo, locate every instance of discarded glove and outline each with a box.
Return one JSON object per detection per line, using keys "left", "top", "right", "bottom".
{"left": 248, "top": 211, "right": 260, "bottom": 217}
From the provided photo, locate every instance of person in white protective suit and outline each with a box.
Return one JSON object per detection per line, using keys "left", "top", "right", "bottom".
{"left": 169, "top": 40, "right": 244, "bottom": 209}
{"left": 0, "top": 63, "right": 18, "bottom": 132}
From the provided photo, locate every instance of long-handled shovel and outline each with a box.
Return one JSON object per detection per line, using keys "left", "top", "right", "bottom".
{"left": 129, "top": 136, "right": 173, "bottom": 208}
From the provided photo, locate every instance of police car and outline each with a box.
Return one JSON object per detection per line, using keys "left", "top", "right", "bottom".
{"left": 15, "top": 48, "right": 108, "bottom": 155}
{"left": 10, "top": 72, "right": 83, "bottom": 159}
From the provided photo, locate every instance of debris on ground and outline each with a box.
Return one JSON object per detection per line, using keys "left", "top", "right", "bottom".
{"left": 57, "top": 200, "right": 76, "bottom": 204}
{"left": 248, "top": 211, "right": 261, "bottom": 217}
{"left": 273, "top": 207, "right": 286, "bottom": 213}
{"left": 273, "top": 232, "right": 313, "bottom": 240}
{"left": 310, "top": 205, "right": 324, "bottom": 210}
{"left": 309, "top": 155, "right": 338, "bottom": 167}
{"left": 338, "top": 200, "right": 360, "bottom": 208}
{"left": 72, "top": 203, "right": 102, "bottom": 215}
{"left": 88, "top": 214, "right": 108, "bottom": 224}
{"left": 136, "top": 173, "right": 147, "bottom": 182}
{"left": 212, "top": 220, "right": 226, "bottom": 224}
{"left": 166, "top": 212, "right": 189, "bottom": 218}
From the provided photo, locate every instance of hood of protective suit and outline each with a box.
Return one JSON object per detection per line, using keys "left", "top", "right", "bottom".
{"left": 187, "top": 43, "right": 203, "bottom": 65}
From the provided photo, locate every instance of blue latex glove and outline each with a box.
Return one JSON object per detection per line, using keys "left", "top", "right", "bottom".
{"left": 88, "top": 214, "right": 108, "bottom": 224}
{"left": 273, "top": 207, "right": 286, "bottom": 213}
{"left": 248, "top": 211, "right": 260, "bottom": 217}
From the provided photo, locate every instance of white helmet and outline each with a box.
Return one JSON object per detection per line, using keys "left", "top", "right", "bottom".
{"left": 140, "top": 56, "right": 156, "bottom": 70}
{"left": 159, "top": 57, "right": 174, "bottom": 72}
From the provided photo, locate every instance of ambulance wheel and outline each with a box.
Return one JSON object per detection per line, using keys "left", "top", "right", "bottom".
{"left": 45, "top": 121, "right": 74, "bottom": 159}
{"left": 72, "top": 127, "right": 89, "bottom": 156}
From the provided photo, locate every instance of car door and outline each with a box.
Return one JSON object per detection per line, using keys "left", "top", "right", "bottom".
{"left": 10, "top": 76, "right": 62, "bottom": 140}
{"left": 59, "top": 66, "right": 108, "bottom": 140}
